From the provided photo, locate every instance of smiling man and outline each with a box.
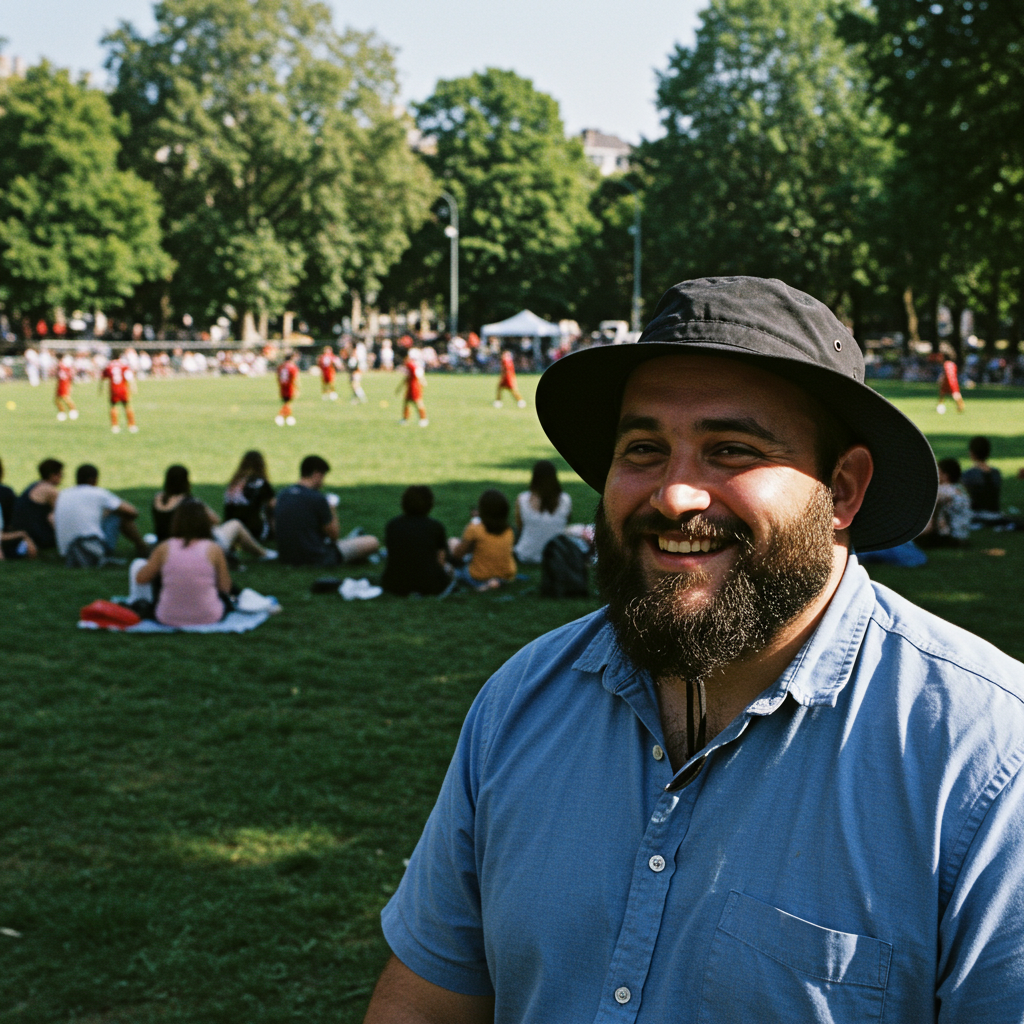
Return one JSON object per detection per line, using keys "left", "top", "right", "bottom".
{"left": 364, "top": 278, "right": 1024, "bottom": 1024}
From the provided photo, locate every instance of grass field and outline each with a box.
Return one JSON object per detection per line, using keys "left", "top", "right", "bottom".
{"left": 0, "top": 370, "right": 1022, "bottom": 1023}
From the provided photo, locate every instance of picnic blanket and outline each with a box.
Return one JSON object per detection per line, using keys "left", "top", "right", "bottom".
{"left": 79, "top": 608, "right": 277, "bottom": 633}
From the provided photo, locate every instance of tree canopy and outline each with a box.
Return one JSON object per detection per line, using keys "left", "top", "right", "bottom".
{"left": 104, "top": 0, "right": 434, "bottom": 330}
{"left": 382, "top": 68, "right": 599, "bottom": 327}
{"left": 638, "top": 0, "right": 893, "bottom": 319}
{"left": 0, "top": 63, "right": 171, "bottom": 323}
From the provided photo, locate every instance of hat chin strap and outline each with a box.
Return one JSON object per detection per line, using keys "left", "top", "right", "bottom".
{"left": 687, "top": 676, "right": 707, "bottom": 760}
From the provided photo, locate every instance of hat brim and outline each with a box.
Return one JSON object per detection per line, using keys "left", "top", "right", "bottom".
{"left": 536, "top": 343, "right": 938, "bottom": 552}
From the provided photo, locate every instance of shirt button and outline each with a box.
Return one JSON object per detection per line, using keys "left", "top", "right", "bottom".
{"left": 649, "top": 854, "right": 666, "bottom": 873}
{"left": 614, "top": 986, "right": 631, "bottom": 1004}
{"left": 652, "top": 744, "right": 665, "bottom": 761}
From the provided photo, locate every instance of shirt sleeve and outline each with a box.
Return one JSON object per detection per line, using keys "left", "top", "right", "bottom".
{"left": 102, "top": 489, "right": 123, "bottom": 512}
{"left": 380, "top": 690, "right": 494, "bottom": 996}
{"left": 937, "top": 757, "right": 1024, "bottom": 1021}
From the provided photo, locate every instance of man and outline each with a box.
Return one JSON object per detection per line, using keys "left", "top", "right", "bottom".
{"left": 365, "top": 277, "right": 1024, "bottom": 1023}
{"left": 274, "top": 455, "right": 379, "bottom": 566}
{"left": 397, "top": 351, "right": 428, "bottom": 426}
{"left": 348, "top": 340, "right": 368, "bottom": 404}
{"left": 275, "top": 352, "right": 300, "bottom": 425}
{"left": 318, "top": 345, "right": 340, "bottom": 400}
{"left": 9, "top": 458, "right": 63, "bottom": 552}
{"left": 101, "top": 353, "right": 138, "bottom": 433}
{"left": 493, "top": 348, "right": 526, "bottom": 409}
{"left": 54, "top": 464, "right": 149, "bottom": 562}
{"left": 961, "top": 435, "right": 1002, "bottom": 514}
{"left": 55, "top": 355, "right": 79, "bottom": 422}
{"left": 936, "top": 356, "right": 965, "bottom": 414}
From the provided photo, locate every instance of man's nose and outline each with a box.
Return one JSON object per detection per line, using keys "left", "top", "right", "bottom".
{"left": 649, "top": 466, "right": 712, "bottom": 520}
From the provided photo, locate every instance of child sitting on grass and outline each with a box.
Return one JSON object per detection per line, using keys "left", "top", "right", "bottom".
{"left": 449, "top": 489, "right": 517, "bottom": 591}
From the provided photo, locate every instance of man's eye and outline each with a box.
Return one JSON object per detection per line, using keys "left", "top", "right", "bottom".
{"left": 714, "top": 444, "right": 760, "bottom": 459}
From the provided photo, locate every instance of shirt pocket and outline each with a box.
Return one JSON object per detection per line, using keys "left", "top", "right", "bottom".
{"left": 696, "top": 890, "right": 892, "bottom": 1024}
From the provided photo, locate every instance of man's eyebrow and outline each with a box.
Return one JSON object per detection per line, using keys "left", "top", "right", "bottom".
{"left": 615, "top": 414, "right": 661, "bottom": 438}
{"left": 695, "top": 417, "right": 787, "bottom": 447}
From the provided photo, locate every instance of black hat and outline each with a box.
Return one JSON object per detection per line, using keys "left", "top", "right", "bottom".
{"left": 536, "top": 276, "right": 937, "bottom": 552}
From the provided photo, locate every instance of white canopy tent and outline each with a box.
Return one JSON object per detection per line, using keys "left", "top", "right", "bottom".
{"left": 480, "top": 309, "right": 562, "bottom": 340}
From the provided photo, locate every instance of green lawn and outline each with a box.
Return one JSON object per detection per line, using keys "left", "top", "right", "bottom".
{"left": 0, "top": 372, "right": 1021, "bottom": 1023}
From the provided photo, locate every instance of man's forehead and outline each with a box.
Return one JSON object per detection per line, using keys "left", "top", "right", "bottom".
{"left": 620, "top": 353, "right": 813, "bottom": 417}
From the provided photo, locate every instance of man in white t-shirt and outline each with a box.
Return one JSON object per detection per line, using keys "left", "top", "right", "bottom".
{"left": 54, "top": 464, "right": 149, "bottom": 560}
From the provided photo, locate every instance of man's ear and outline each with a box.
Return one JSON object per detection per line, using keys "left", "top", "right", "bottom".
{"left": 831, "top": 445, "right": 873, "bottom": 532}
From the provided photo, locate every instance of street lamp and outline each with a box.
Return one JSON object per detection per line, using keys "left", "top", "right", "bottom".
{"left": 617, "top": 180, "right": 642, "bottom": 333}
{"left": 440, "top": 190, "right": 459, "bottom": 337}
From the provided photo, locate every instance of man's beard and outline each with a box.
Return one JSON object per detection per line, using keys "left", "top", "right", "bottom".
{"left": 595, "top": 484, "right": 837, "bottom": 683}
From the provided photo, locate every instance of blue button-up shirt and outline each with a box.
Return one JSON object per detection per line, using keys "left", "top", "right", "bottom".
{"left": 382, "top": 558, "right": 1024, "bottom": 1022}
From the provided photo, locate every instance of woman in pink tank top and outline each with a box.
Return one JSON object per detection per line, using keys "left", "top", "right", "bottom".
{"left": 136, "top": 499, "right": 232, "bottom": 626}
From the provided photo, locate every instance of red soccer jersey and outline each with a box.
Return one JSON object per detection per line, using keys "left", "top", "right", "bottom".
{"left": 404, "top": 360, "right": 424, "bottom": 401}
{"left": 940, "top": 360, "right": 961, "bottom": 397}
{"left": 500, "top": 350, "right": 517, "bottom": 385}
{"left": 103, "top": 360, "right": 131, "bottom": 403}
{"left": 317, "top": 354, "right": 337, "bottom": 382}
{"left": 56, "top": 364, "right": 74, "bottom": 397}
{"left": 278, "top": 361, "right": 299, "bottom": 399}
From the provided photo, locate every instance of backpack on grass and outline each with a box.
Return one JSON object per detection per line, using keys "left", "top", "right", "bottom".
{"left": 65, "top": 535, "right": 108, "bottom": 568}
{"left": 540, "top": 534, "right": 589, "bottom": 598}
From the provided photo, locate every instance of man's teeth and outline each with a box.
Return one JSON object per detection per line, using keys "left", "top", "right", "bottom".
{"left": 657, "top": 537, "right": 723, "bottom": 554}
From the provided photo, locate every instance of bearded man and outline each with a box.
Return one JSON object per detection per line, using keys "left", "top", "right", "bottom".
{"left": 364, "top": 278, "right": 1024, "bottom": 1024}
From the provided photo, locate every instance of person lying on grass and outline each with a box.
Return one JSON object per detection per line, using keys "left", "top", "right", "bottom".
{"left": 448, "top": 489, "right": 517, "bottom": 591}
{"left": 135, "top": 499, "right": 234, "bottom": 627}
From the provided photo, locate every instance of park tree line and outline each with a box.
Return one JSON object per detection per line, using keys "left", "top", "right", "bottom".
{"left": 0, "top": 0, "right": 1020, "bottom": 351}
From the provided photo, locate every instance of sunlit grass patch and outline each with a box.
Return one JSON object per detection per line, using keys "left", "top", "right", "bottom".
{"left": 170, "top": 826, "right": 353, "bottom": 868}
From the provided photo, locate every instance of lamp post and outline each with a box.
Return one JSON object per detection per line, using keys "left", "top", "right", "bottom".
{"left": 618, "top": 180, "right": 642, "bottom": 333}
{"left": 440, "top": 190, "right": 459, "bottom": 337}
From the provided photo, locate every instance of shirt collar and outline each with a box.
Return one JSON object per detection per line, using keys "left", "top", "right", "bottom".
{"left": 572, "top": 555, "right": 876, "bottom": 713}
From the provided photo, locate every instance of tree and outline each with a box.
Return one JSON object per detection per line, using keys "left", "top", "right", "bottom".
{"left": 104, "top": 0, "right": 433, "bottom": 333}
{"left": 0, "top": 63, "right": 171, "bottom": 326}
{"left": 383, "top": 69, "right": 599, "bottom": 327}
{"left": 639, "top": 0, "right": 893, "bottom": 323}
{"left": 843, "top": 0, "right": 1024, "bottom": 350}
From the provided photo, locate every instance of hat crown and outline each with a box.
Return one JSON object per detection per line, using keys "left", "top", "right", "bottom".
{"left": 639, "top": 276, "right": 863, "bottom": 384}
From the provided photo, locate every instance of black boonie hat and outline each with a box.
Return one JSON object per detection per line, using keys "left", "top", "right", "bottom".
{"left": 536, "top": 276, "right": 937, "bottom": 552}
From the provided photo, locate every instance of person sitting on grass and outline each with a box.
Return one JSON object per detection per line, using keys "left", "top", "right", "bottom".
{"left": 449, "top": 489, "right": 517, "bottom": 591}
{"left": 917, "top": 457, "right": 972, "bottom": 548}
{"left": 381, "top": 485, "right": 452, "bottom": 597}
{"left": 513, "top": 459, "right": 573, "bottom": 564}
{"left": 153, "top": 464, "right": 274, "bottom": 560}
{"left": 0, "top": 457, "right": 37, "bottom": 560}
{"left": 9, "top": 457, "right": 63, "bottom": 553}
{"left": 275, "top": 455, "right": 380, "bottom": 567}
{"left": 54, "top": 463, "right": 150, "bottom": 562}
{"left": 224, "top": 450, "right": 276, "bottom": 543}
{"left": 961, "top": 436, "right": 1003, "bottom": 517}
{"left": 134, "top": 499, "right": 234, "bottom": 627}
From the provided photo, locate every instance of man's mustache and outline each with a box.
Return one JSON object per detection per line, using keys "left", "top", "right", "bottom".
{"left": 617, "top": 509, "right": 754, "bottom": 548}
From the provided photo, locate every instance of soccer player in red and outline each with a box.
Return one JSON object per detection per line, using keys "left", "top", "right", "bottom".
{"left": 494, "top": 349, "right": 526, "bottom": 408}
{"left": 101, "top": 355, "right": 137, "bottom": 433}
{"left": 396, "top": 352, "right": 428, "bottom": 426}
{"left": 55, "top": 355, "right": 79, "bottom": 422}
{"left": 318, "top": 345, "right": 339, "bottom": 401}
{"left": 937, "top": 358, "right": 966, "bottom": 414}
{"left": 275, "top": 352, "right": 300, "bottom": 425}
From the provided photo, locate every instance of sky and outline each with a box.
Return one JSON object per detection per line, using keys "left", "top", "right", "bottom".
{"left": 0, "top": 0, "right": 704, "bottom": 142}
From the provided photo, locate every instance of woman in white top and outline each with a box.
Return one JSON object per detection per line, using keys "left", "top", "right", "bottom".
{"left": 514, "top": 460, "right": 572, "bottom": 564}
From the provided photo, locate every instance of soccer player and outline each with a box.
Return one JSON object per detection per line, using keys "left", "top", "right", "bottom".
{"left": 937, "top": 357, "right": 966, "bottom": 414}
{"left": 275, "top": 352, "right": 299, "bottom": 425}
{"left": 396, "top": 351, "right": 428, "bottom": 426}
{"left": 348, "top": 340, "right": 368, "bottom": 403}
{"left": 101, "top": 354, "right": 137, "bottom": 433}
{"left": 317, "top": 345, "right": 340, "bottom": 400}
{"left": 494, "top": 348, "right": 526, "bottom": 408}
{"left": 55, "top": 355, "right": 79, "bottom": 422}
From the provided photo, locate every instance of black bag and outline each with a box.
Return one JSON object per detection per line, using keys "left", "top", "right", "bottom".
{"left": 540, "top": 535, "right": 589, "bottom": 598}
{"left": 65, "top": 535, "right": 108, "bottom": 568}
